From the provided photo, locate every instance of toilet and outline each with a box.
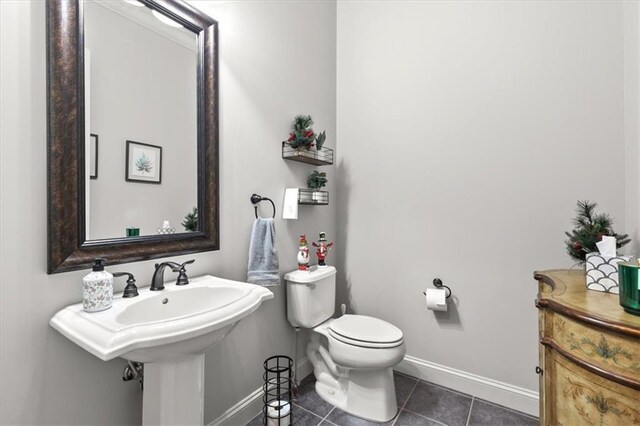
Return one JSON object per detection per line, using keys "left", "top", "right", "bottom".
{"left": 285, "top": 266, "right": 406, "bottom": 422}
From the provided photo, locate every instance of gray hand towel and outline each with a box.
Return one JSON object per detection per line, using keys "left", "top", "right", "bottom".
{"left": 247, "top": 217, "right": 280, "bottom": 286}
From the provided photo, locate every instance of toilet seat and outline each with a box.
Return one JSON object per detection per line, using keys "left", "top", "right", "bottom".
{"left": 328, "top": 315, "right": 404, "bottom": 348}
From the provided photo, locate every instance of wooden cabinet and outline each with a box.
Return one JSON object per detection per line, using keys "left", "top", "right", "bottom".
{"left": 535, "top": 270, "right": 640, "bottom": 425}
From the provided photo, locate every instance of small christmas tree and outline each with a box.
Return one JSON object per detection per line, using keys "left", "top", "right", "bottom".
{"left": 564, "top": 200, "right": 630, "bottom": 263}
{"left": 285, "top": 115, "right": 327, "bottom": 150}
{"left": 182, "top": 207, "right": 198, "bottom": 231}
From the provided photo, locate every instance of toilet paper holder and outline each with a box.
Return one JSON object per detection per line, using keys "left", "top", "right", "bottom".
{"left": 423, "top": 278, "right": 452, "bottom": 299}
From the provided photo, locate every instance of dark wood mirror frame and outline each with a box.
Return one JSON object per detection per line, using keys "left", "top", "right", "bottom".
{"left": 47, "top": 0, "right": 219, "bottom": 274}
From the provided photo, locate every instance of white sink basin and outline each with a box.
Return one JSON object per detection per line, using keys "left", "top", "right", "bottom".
{"left": 116, "top": 286, "right": 247, "bottom": 326}
{"left": 50, "top": 275, "right": 274, "bottom": 362}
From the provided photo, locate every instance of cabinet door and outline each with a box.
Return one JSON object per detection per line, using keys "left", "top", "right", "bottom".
{"left": 547, "top": 350, "right": 640, "bottom": 425}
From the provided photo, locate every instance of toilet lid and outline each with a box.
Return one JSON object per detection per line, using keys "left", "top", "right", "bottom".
{"left": 329, "top": 315, "right": 403, "bottom": 346}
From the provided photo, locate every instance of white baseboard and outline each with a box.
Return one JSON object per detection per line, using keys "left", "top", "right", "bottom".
{"left": 395, "top": 355, "right": 539, "bottom": 417}
{"left": 210, "top": 357, "right": 313, "bottom": 426}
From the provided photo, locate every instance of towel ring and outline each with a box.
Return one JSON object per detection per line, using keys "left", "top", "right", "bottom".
{"left": 251, "top": 194, "right": 276, "bottom": 219}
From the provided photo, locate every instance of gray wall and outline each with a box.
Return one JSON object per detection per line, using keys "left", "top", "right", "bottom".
{"left": 85, "top": 1, "right": 198, "bottom": 239}
{"left": 0, "top": 0, "right": 336, "bottom": 424}
{"left": 336, "top": 0, "right": 628, "bottom": 392}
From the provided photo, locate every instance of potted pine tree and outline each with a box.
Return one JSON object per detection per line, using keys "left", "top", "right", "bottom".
{"left": 565, "top": 201, "right": 630, "bottom": 263}
{"left": 565, "top": 200, "right": 631, "bottom": 293}
{"left": 182, "top": 207, "right": 198, "bottom": 232}
{"left": 307, "top": 170, "right": 327, "bottom": 203}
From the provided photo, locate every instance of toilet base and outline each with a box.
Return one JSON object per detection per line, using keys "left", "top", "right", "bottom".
{"left": 305, "top": 320, "right": 404, "bottom": 423}
{"left": 315, "top": 367, "right": 398, "bottom": 422}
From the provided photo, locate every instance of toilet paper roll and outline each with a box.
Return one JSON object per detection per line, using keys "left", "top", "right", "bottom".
{"left": 425, "top": 288, "right": 448, "bottom": 312}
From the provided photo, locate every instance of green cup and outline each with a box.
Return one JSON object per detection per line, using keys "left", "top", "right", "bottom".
{"left": 126, "top": 228, "right": 140, "bottom": 237}
{"left": 618, "top": 262, "right": 640, "bottom": 316}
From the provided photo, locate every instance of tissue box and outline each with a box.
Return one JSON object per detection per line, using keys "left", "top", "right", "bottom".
{"left": 585, "top": 253, "right": 632, "bottom": 294}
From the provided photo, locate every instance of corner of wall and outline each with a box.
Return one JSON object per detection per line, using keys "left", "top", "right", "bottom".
{"left": 624, "top": 1, "right": 640, "bottom": 256}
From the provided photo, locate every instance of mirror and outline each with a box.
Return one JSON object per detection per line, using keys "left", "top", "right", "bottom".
{"left": 47, "top": 0, "right": 219, "bottom": 274}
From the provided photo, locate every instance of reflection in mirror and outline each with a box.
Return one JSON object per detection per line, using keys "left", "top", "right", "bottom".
{"left": 83, "top": 0, "right": 197, "bottom": 240}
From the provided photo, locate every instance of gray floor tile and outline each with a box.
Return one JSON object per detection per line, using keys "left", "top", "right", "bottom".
{"left": 292, "top": 405, "right": 324, "bottom": 425}
{"left": 300, "top": 373, "right": 316, "bottom": 386}
{"left": 422, "top": 381, "right": 472, "bottom": 399}
{"left": 246, "top": 406, "right": 324, "bottom": 426}
{"left": 468, "top": 399, "right": 538, "bottom": 426}
{"left": 394, "top": 410, "right": 443, "bottom": 426}
{"left": 403, "top": 381, "right": 472, "bottom": 426}
{"left": 246, "top": 411, "right": 264, "bottom": 426}
{"left": 293, "top": 375, "right": 335, "bottom": 418}
{"left": 325, "top": 407, "right": 395, "bottom": 426}
{"left": 394, "top": 372, "right": 418, "bottom": 407}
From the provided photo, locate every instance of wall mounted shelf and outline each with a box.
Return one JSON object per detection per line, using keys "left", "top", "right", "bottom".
{"left": 282, "top": 142, "right": 334, "bottom": 166}
{"left": 298, "top": 189, "right": 329, "bottom": 205}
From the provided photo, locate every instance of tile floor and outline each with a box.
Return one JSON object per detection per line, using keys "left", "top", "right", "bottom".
{"left": 247, "top": 372, "right": 539, "bottom": 426}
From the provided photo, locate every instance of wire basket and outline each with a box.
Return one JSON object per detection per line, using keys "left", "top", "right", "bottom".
{"left": 298, "top": 189, "right": 329, "bottom": 205}
{"left": 282, "top": 142, "right": 334, "bottom": 166}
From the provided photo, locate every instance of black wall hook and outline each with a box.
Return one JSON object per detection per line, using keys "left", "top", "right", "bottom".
{"left": 250, "top": 194, "right": 276, "bottom": 218}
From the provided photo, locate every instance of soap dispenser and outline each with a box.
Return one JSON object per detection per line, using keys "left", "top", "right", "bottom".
{"left": 83, "top": 258, "right": 114, "bottom": 312}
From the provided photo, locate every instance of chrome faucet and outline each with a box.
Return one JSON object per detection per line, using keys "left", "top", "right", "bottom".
{"left": 150, "top": 259, "right": 195, "bottom": 291}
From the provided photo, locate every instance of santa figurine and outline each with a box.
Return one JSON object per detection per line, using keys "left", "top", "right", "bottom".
{"left": 297, "top": 234, "right": 310, "bottom": 271}
{"left": 312, "top": 232, "right": 334, "bottom": 267}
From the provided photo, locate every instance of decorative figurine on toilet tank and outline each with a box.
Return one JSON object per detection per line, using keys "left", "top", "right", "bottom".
{"left": 313, "top": 232, "right": 334, "bottom": 267}
{"left": 297, "top": 234, "right": 310, "bottom": 271}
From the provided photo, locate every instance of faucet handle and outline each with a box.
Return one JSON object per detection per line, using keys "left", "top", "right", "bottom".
{"left": 113, "top": 272, "right": 139, "bottom": 298}
{"left": 180, "top": 259, "right": 195, "bottom": 268}
{"left": 175, "top": 259, "right": 195, "bottom": 286}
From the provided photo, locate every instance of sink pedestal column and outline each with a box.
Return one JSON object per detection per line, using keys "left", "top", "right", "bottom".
{"left": 142, "top": 354, "right": 205, "bottom": 426}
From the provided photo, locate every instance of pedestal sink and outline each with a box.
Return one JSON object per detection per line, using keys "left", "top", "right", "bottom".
{"left": 50, "top": 275, "right": 273, "bottom": 425}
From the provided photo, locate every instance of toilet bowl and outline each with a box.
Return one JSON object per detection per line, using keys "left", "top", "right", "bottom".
{"left": 285, "top": 267, "right": 406, "bottom": 422}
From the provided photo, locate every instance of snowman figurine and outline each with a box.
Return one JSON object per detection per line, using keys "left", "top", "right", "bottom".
{"left": 297, "top": 234, "right": 310, "bottom": 271}
{"left": 312, "top": 232, "right": 334, "bottom": 267}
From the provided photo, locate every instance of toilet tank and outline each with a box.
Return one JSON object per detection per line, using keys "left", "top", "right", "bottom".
{"left": 284, "top": 266, "right": 337, "bottom": 328}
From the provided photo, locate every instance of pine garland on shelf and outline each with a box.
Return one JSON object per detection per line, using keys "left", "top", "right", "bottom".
{"left": 564, "top": 200, "right": 630, "bottom": 263}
